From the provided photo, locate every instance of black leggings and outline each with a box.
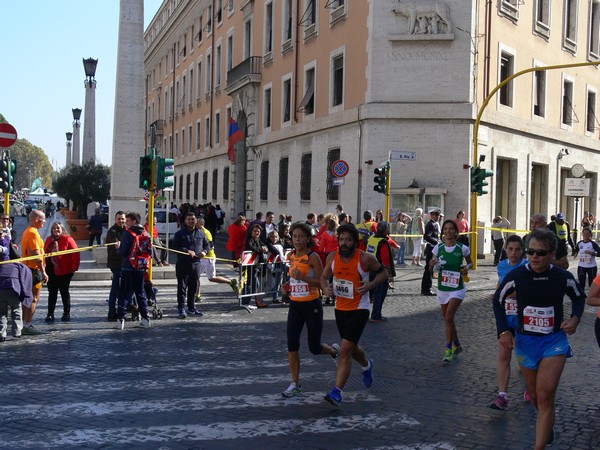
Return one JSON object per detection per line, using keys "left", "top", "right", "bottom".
{"left": 286, "top": 298, "right": 324, "bottom": 354}
{"left": 577, "top": 266, "right": 597, "bottom": 288}
{"left": 47, "top": 273, "right": 74, "bottom": 316}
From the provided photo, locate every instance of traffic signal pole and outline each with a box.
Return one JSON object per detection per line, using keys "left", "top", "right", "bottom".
{"left": 148, "top": 148, "right": 157, "bottom": 282}
{"left": 471, "top": 60, "right": 600, "bottom": 270}
{"left": 385, "top": 158, "right": 391, "bottom": 222}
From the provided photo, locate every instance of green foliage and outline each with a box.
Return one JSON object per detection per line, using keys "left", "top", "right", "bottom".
{"left": 54, "top": 162, "right": 111, "bottom": 219}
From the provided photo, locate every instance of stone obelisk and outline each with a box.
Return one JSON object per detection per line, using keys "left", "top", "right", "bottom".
{"left": 110, "top": 0, "right": 145, "bottom": 219}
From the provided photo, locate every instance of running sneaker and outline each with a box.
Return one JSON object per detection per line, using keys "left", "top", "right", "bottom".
{"left": 140, "top": 318, "right": 151, "bottom": 328}
{"left": 178, "top": 308, "right": 187, "bottom": 319}
{"left": 523, "top": 389, "right": 531, "bottom": 402}
{"left": 442, "top": 348, "right": 455, "bottom": 362}
{"left": 362, "top": 358, "right": 374, "bottom": 388}
{"left": 331, "top": 343, "right": 340, "bottom": 360}
{"left": 115, "top": 319, "right": 125, "bottom": 330}
{"left": 324, "top": 388, "right": 343, "bottom": 406}
{"left": 22, "top": 326, "right": 42, "bottom": 336}
{"left": 187, "top": 308, "right": 204, "bottom": 316}
{"left": 229, "top": 278, "right": 239, "bottom": 295}
{"left": 196, "top": 293, "right": 202, "bottom": 303}
{"left": 489, "top": 394, "right": 509, "bottom": 410}
{"left": 281, "top": 382, "right": 302, "bottom": 398}
{"left": 452, "top": 343, "right": 464, "bottom": 355}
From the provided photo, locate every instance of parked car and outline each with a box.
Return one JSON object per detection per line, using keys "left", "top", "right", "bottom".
{"left": 154, "top": 208, "right": 180, "bottom": 242}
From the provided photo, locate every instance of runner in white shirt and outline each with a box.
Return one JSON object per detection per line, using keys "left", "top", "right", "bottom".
{"left": 573, "top": 227, "right": 600, "bottom": 290}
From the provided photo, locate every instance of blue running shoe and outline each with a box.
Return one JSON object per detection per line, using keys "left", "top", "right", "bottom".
{"left": 362, "top": 359, "right": 374, "bottom": 388}
{"left": 187, "top": 308, "right": 204, "bottom": 316}
{"left": 324, "top": 387, "right": 342, "bottom": 406}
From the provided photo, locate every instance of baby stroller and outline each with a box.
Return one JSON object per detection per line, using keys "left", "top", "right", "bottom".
{"left": 129, "top": 274, "right": 164, "bottom": 321}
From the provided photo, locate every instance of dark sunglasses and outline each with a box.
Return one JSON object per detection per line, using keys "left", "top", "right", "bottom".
{"left": 526, "top": 248, "right": 550, "bottom": 257}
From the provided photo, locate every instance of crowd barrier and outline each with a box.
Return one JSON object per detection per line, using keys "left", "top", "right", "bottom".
{"left": 231, "top": 250, "right": 290, "bottom": 313}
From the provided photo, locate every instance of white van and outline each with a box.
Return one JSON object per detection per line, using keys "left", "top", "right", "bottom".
{"left": 154, "top": 208, "right": 180, "bottom": 242}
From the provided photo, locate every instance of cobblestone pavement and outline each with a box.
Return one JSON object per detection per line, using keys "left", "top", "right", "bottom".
{"left": 1, "top": 260, "right": 599, "bottom": 449}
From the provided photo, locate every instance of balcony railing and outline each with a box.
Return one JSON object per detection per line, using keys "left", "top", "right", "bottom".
{"left": 226, "top": 56, "right": 262, "bottom": 92}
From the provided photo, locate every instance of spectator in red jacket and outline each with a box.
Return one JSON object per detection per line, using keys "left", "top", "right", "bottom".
{"left": 226, "top": 215, "right": 248, "bottom": 268}
{"left": 43, "top": 222, "right": 80, "bottom": 322}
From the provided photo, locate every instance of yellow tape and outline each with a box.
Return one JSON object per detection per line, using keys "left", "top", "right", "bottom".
{"left": 478, "top": 226, "right": 529, "bottom": 234}
{"left": 0, "top": 242, "right": 117, "bottom": 266}
{"left": 154, "top": 245, "right": 239, "bottom": 263}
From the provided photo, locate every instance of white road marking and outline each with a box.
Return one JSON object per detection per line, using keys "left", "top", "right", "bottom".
{"left": 11, "top": 412, "right": 420, "bottom": 447}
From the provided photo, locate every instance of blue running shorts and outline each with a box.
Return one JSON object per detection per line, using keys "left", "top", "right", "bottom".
{"left": 515, "top": 330, "right": 573, "bottom": 370}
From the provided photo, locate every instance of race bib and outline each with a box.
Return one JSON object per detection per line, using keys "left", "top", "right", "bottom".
{"left": 505, "top": 298, "right": 517, "bottom": 316}
{"left": 440, "top": 270, "right": 460, "bottom": 288}
{"left": 580, "top": 254, "right": 593, "bottom": 264}
{"left": 333, "top": 277, "right": 354, "bottom": 299}
{"left": 523, "top": 305, "right": 555, "bottom": 334}
{"left": 290, "top": 278, "right": 310, "bottom": 297}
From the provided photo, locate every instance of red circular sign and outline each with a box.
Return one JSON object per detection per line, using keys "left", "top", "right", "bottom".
{"left": 0, "top": 123, "right": 18, "bottom": 148}
{"left": 331, "top": 159, "right": 349, "bottom": 178}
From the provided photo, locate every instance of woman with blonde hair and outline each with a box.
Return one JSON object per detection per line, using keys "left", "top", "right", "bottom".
{"left": 412, "top": 208, "right": 424, "bottom": 265}
{"left": 44, "top": 222, "right": 80, "bottom": 322}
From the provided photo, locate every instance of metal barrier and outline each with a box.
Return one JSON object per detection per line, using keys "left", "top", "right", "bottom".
{"left": 228, "top": 250, "right": 289, "bottom": 313}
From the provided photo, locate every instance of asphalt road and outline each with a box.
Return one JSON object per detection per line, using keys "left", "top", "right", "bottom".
{"left": 1, "top": 247, "right": 599, "bottom": 449}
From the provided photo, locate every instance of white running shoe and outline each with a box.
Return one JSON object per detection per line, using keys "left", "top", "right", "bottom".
{"left": 282, "top": 382, "right": 302, "bottom": 398}
{"left": 115, "top": 319, "right": 125, "bottom": 330}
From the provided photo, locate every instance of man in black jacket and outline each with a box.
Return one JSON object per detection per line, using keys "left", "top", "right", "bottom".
{"left": 172, "top": 212, "right": 211, "bottom": 319}
{"left": 105, "top": 211, "right": 126, "bottom": 321}
{"left": 421, "top": 210, "right": 441, "bottom": 296}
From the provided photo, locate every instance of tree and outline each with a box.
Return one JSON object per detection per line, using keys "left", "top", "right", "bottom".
{"left": 0, "top": 114, "right": 54, "bottom": 190}
{"left": 54, "top": 162, "right": 111, "bottom": 219}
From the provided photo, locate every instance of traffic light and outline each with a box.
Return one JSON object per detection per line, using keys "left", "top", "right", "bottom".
{"left": 7, "top": 159, "right": 16, "bottom": 193}
{"left": 476, "top": 168, "right": 494, "bottom": 196}
{"left": 156, "top": 157, "right": 175, "bottom": 190}
{"left": 0, "top": 158, "right": 8, "bottom": 193}
{"left": 373, "top": 163, "right": 389, "bottom": 194}
{"left": 470, "top": 166, "right": 479, "bottom": 194}
{"left": 139, "top": 155, "right": 154, "bottom": 190}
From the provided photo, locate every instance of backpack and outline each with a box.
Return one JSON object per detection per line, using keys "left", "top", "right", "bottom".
{"left": 127, "top": 229, "right": 152, "bottom": 270}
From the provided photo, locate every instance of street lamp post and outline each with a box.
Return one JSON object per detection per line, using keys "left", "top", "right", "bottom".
{"left": 72, "top": 108, "right": 82, "bottom": 166}
{"left": 82, "top": 57, "right": 98, "bottom": 165}
{"left": 66, "top": 132, "right": 73, "bottom": 166}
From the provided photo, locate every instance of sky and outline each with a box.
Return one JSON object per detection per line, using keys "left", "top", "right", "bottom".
{"left": 0, "top": 0, "right": 164, "bottom": 170}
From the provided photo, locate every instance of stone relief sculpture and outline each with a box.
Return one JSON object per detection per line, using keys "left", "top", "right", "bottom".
{"left": 392, "top": 0, "right": 453, "bottom": 35}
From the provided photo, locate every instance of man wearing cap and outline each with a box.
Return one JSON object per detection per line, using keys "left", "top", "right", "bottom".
{"left": 421, "top": 209, "right": 441, "bottom": 296}
{"left": 547, "top": 213, "right": 575, "bottom": 258}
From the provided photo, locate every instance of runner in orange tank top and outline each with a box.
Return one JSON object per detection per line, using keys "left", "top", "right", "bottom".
{"left": 320, "top": 223, "right": 388, "bottom": 406}
{"left": 280, "top": 223, "right": 340, "bottom": 398}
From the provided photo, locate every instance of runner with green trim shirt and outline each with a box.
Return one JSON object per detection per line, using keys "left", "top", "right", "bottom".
{"left": 429, "top": 219, "right": 472, "bottom": 362}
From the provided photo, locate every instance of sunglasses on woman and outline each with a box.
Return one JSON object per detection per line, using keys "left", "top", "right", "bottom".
{"left": 526, "top": 248, "right": 550, "bottom": 257}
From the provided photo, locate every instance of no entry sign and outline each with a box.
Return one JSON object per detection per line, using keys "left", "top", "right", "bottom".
{"left": 0, "top": 123, "right": 17, "bottom": 148}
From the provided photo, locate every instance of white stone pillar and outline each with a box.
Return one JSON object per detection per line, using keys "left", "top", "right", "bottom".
{"left": 72, "top": 121, "right": 81, "bottom": 166}
{"left": 110, "top": 0, "right": 145, "bottom": 219}
{"left": 82, "top": 79, "right": 96, "bottom": 164}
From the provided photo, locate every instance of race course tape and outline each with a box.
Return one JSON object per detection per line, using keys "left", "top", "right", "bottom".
{"left": 0, "top": 242, "right": 118, "bottom": 266}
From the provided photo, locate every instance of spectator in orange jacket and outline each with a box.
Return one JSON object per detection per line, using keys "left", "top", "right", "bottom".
{"left": 226, "top": 215, "right": 248, "bottom": 268}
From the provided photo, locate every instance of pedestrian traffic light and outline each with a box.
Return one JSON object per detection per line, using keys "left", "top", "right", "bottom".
{"left": 7, "top": 159, "right": 16, "bottom": 193}
{"left": 476, "top": 168, "right": 494, "bottom": 196}
{"left": 156, "top": 157, "right": 175, "bottom": 190}
{"left": 139, "top": 155, "right": 154, "bottom": 190}
{"left": 470, "top": 166, "right": 479, "bottom": 194}
{"left": 0, "top": 158, "right": 8, "bottom": 193}
{"left": 373, "top": 163, "right": 389, "bottom": 194}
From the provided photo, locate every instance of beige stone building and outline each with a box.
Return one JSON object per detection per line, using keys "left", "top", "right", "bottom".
{"left": 144, "top": 0, "right": 600, "bottom": 244}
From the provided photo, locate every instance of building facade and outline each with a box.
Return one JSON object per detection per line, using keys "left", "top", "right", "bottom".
{"left": 144, "top": 0, "right": 600, "bottom": 245}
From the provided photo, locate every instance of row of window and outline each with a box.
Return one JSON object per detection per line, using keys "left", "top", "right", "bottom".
{"left": 175, "top": 167, "right": 230, "bottom": 202}
{"left": 499, "top": 50, "right": 599, "bottom": 133}
{"left": 501, "top": 0, "right": 600, "bottom": 58}
{"left": 157, "top": 105, "right": 234, "bottom": 157}
{"left": 258, "top": 148, "right": 341, "bottom": 203}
